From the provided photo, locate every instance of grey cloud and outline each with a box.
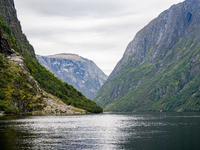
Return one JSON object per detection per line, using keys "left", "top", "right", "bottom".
{"left": 14, "top": 0, "right": 184, "bottom": 75}
{"left": 15, "top": 0, "right": 126, "bottom": 17}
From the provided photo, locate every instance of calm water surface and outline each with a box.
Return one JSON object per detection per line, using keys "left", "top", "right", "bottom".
{"left": 0, "top": 112, "right": 200, "bottom": 150}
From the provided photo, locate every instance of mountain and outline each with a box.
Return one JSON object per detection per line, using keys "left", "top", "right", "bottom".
{"left": 94, "top": 0, "right": 200, "bottom": 112}
{"left": 36, "top": 54, "right": 108, "bottom": 100}
{"left": 0, "top": 31, "right": 86, "bottom": 115}
{"left": 0, "top": 0, "right": 35, "bottom": 55}
{"left": 0, "top": 0, "right": 103, "bottom": 115}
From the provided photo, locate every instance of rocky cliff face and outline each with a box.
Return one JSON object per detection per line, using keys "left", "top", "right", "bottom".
{"left": 94, "top": 0, "right": 200, "bottom": 112}
{"left": 109, "top": 0, "right": 200, "bottom": 79}
{"left": 0, "top": 0, "right": 34, "bottom": 54}
{"left": 36, "top": 54, "right": 108, "bottom": 100}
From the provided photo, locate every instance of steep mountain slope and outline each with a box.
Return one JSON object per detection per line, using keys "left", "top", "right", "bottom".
{"left": 36, "top": 54, "right": 108, "bottom": 100}
{"left": 0, "top": 0, "right": 103, "bottom": 114}
{"left": 0, "top": 27, "right": 86, "bottom": 115}
{"left": 94, "top": 0, "right": 200, "bottom": 112}
{"left": 0, "top": 0, "right": 34, "bottom": 56}
{"left": 0, "top": 27, "right": 45, "bottom": 114}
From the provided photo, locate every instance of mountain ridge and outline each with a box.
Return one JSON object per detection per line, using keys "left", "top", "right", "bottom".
{"left": 36, "top": 53, "right": 108, "bottom": 100}
{"left": 94, "top": 0, "right": 200, "bottom": 112}
{"left": 45, "top": 53, "right": 85, "bottom": 62}
{"left": 109, "top": 0, "right": 199, "bottom": 79}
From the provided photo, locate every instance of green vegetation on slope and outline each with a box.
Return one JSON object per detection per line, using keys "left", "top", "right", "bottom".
{"left": 0, "top": 54, "right": 46, "bottom": 114}
{"left": 0, "top": 16, "right": 47, "bottom": 114}
{"left": 25, "top": 57, "right": 103, "bottom": 113}
{"left": 0, "top": 14, "right": 103, "bottom": 114}
{"left": 95, "top": 36, "right": 200, "bottom": 112}
{"left": 0, "top": 15, "right": 19, "bottom": 53}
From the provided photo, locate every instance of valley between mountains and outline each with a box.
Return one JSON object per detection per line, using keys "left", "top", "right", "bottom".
{"left": 1, "top": 0, "right": 200, "bottom": 115}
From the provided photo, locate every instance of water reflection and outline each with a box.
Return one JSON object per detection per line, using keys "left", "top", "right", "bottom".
{"left": 0, "top": 112, "right": 200, "bottom": 150}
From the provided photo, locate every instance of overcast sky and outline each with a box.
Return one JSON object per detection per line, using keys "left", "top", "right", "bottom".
{"left": 14, "top": 0, "right": 184, "bottom": 75}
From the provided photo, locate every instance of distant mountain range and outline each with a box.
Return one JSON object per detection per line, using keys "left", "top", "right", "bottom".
{"left": 36, "top": 54, "right": 108, "bottom": 100}
{"left": 94, "top": 0, "right": 200, "bottom": 112}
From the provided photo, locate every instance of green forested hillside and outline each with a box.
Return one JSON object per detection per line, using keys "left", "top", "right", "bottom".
{"left": 0, "top": 52, "right": 47, "bottom": 114}
{"left": 25, "top": 58, "right": 103, "bottom": 113}
{"left": 0, "top": 14, "right": 102, "bottom": 114}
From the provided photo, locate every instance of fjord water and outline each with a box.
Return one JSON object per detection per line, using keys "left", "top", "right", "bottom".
{"left": 0, "top": 112, "right": 200, "bottom": 150}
